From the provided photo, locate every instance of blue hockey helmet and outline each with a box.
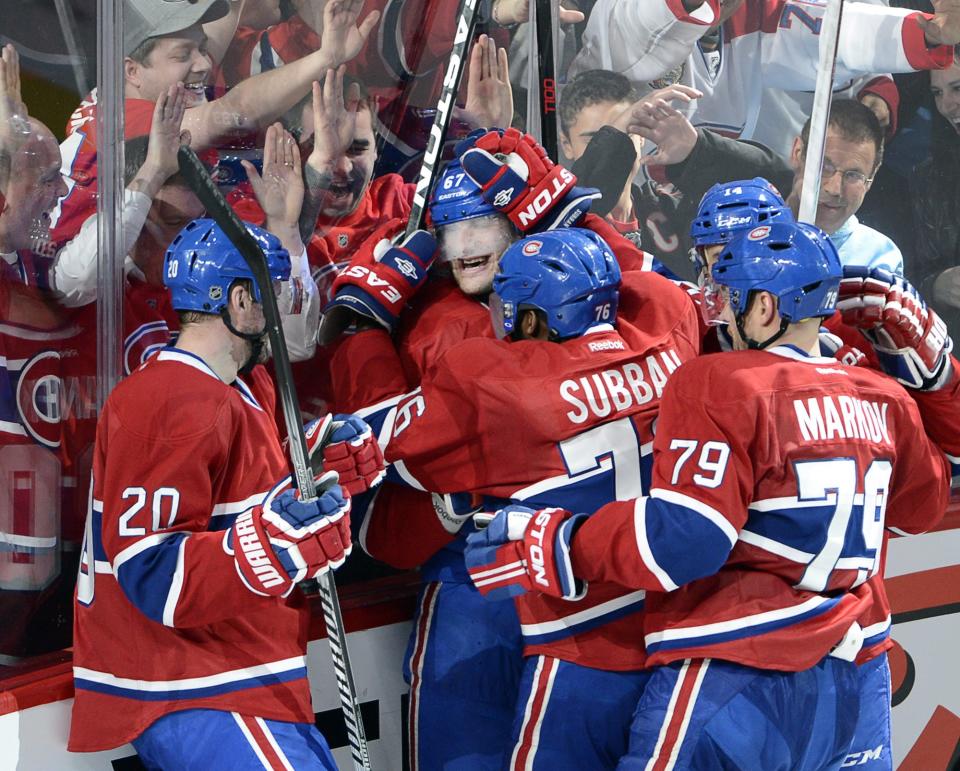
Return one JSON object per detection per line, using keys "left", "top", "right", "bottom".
{"left": 705, "top": 221, "right": 841, "bottom": 335}
{"left": 429, "top": 158, "right": 497, "bottom": 228}
{"left": 164, "top": 218, "right": 291, "bottom": 314}
{"left": 690, "top": 178, "right": 792, "bottom": 253}
{"left": 490, "top": 228, "right": 622, "bottom": 340}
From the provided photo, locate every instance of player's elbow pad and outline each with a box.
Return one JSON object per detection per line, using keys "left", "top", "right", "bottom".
{"left": 637, "top": 496, "right": 734, "bottom": 591}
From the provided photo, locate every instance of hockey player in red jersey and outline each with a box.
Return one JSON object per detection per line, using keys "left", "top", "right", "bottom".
{"left": 468, "top": 221, "right": 952, "bottom": 769}
{"left": 69, "top": 217, "right": 382, "bottom": 766}
{"left": 354, "top": 228, "right": 701, "bottom": 769}
{"left": 318, "top": 126, "right": 702, "bottom": 768}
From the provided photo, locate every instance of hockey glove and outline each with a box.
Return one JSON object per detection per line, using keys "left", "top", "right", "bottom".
{"left": 838, "top": 266, "right": 953, "bottom": 390}
{"left": 320, "top": 219, "right": 437, "bottom": 342}
{"left": 456, "top": 128, "right": 599, "bottom": 233}
{"left": 323, "top": 414, "right": 386, "bottom": 496}
{"left": 465, "top": 504, "right": 588, "bottom": 601}
{"left": 818, "top": 328, "right": 867, "bottom": 367}
{"left": 230, "top": 471, "right": 352, "bottom": 597}
{"left": 431, "top": 492, "right": 483, "bottom": 535}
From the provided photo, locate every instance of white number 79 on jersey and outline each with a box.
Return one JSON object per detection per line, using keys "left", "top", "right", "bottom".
{"left": 668, "top": 440, "right": 890, "bottom": 592}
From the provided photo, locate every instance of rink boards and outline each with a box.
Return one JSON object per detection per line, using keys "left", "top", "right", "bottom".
{"left": 1, "top": 512, "right": 959, "bottom": 770}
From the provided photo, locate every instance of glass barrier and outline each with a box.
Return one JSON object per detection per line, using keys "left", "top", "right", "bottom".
{"left": 0, "top": 0, "right": 959, "bottom": 766}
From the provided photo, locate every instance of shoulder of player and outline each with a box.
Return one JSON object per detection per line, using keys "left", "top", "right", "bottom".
{"left": 371, "top": 173, "right": 414, "bottom": 213}
{"left": 428, "top": 336, "right": 519, "bottom": 380}
{"left": 106, "top": 357, "right": 239, "bottom": 440}
{"left": 619, "top": 270, "right": 699, "bottom": 326}
{"left": 400, "top": 280, "right": 487, "bottom": 339}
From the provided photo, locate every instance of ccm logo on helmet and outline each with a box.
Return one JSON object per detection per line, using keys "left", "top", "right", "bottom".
{"left": 747, "top": 226, "right": 771, "bottom": 241}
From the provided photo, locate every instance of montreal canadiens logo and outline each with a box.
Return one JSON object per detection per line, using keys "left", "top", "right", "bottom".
{"left": 747, "top": 225, "right": 770, "bottom": 241}
{"left": 522, "top": 240, "right": 542, "bottom": 256}
{"left": 124, "top": 321, "right": 173, "bottom": 375}
{"left": 16, "top": 350, "right": 62, "bottom": 449}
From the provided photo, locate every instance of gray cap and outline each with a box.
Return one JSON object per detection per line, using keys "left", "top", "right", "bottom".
{"left": 124, "top": 0, "right": 230, "bottom": 57}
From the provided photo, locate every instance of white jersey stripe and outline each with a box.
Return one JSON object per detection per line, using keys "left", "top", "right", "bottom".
{"left": 634, "top": 497, "right": 679, "bottom": 591}
{"left": 162, "top": 537, "right": 187, "bottom": 628}
{"left": 74, "top": 655, "right": 306, "bottom": 692}
{"left": 233, "top": 713, "right": 273, "bottom": 770}
{"left": 256, "top": 716, "right": 296, "bottom": 771}
{"left": 645, "top": 660, "right": 692, "bottom": 771}
{"left": 663, "top": 660, "right": 710, "bottom": 771}
{"left": 519, "top": 590, "right": 646, "bottom": 637}
{"left": 644, "top": 595, "right": 834, "bottom": 649}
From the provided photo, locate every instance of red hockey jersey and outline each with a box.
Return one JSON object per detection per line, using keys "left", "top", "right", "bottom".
{"left": 362, "top": 272, "right": 702, "bottom": 669}
{"left": 70, "top": 348, "right": 312, "bottom": 751}
{"left": 571, "top": 345, "right": 950, "bottom": 670}
{"left": 52, "top": 94, "right": 157, "bottom": 245}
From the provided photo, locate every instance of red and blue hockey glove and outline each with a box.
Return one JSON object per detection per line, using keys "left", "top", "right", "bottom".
{"left": 465, "top": 504, "right": 588, "bottom": 601}
{"left": 322, "top": 414, "right": 385, "bottom": 496}
{"left": 838, "top": 266, "right": 953, "bottom": 390}
{"left": 432, "top": 492, "right": 483, "bottom": 535}
{"left": 230, "top": 471, "right": 352, "bottom": 597}
{"left": 456, "top": 128, "right": 599, "bottom": 233}
{"left": 319, "top": 219, "right": 437, "bottom": 342}
{"left": 818, "top": 328, "right": 867, "bottom": 367}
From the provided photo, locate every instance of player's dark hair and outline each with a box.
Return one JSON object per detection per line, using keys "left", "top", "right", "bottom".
{"left": 124, "top": 135, "right": 190, "bottom": 188}
{"left": 559, "top": 70, "right": 638, "bottom": 135}
{"left": 177, "top": 278, "right": 255, "bottom": 326}
{"left": 127, "top": 39, "right": 161, "bottom": 66}
{"left": 800, "top": 98, "right": 885, "bottom": 171}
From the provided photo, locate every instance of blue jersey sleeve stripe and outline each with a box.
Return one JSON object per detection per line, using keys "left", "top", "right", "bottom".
{"left": 113, "top": 532, "right": 190, "bottom": 625}
{"left": 634, "top": 497, "right": 679, "bottom": 591}
{"left": 642, "top": 494, "right": 737, "bottom": 588}
{"left": 650, "top": 488, "right": 739, "bottom": 545}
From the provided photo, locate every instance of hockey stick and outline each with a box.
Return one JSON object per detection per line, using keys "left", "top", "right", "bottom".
{"left": 177, "top": 145, "right": 373, "bottom": 771}
{"left": 534, "top": 0, "right": 559, "bottom": 161}
{"left": 797, "top": 0, "right": 843, "bottom": 224}
{"left": 406, "top": 0, "right": 482, "bottom": 235}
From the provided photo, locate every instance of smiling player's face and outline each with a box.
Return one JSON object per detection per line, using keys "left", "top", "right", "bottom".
{"left": 439, "top": 215, "right": 516, "bottom": 297}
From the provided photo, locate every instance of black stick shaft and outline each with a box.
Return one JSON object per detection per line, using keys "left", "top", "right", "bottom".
{"left": 535, "top": 0, "right": 558, "bottom": 161}
{"left": 406, "top": 0, "right": 482, "bottom": 236}
{"left": 177, "top": 146, "right": 373, "bottom": 771}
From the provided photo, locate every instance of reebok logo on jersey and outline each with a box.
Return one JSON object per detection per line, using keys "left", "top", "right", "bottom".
{"left": 588, "top": 339, "right": 625, "bottom": 352}
{"left": 234, "top": 512, "right": 285, "bottom": 590}
{"left": 794, "top": 395, "right": 892, "bottom": 445}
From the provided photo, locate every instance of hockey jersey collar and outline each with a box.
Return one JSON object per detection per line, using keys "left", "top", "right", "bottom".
{"left": 767, "top": 344, "right": 836, "bottom": 365}
{"left": 154, "top": 347, "right": 263, "bottom": 411}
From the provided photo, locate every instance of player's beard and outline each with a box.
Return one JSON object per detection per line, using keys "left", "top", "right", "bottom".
{"left": 239, "top": 330, "right": 271, "bottom": 376}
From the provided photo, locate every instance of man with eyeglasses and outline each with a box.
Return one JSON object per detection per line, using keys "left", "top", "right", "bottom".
{"left": 785, "top": 99, "right": 901, "bottom": 274}
{"left": 620, "top": 96, "right": 903, "bottom": 275}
